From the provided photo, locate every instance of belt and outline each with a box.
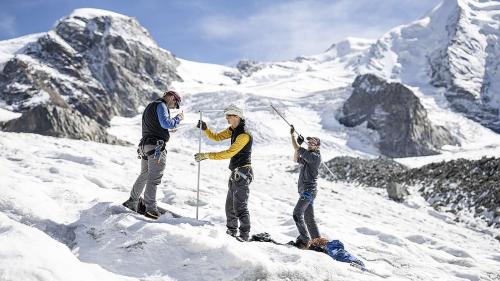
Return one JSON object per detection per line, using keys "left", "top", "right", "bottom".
{"left": 232, "top": 165, "right": 252, "bottom": 181}
{"left": 137, "top": 140, "right": 166, "bottom": 160}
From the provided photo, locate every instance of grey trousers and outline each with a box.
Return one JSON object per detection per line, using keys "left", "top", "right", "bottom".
{"left": 293, "top": 190, "right": 320, "bottom": 243}
{"left": 226, "top": 167, "right": 253, "bottom": 236}
{"left": 130, "top": 144, "right": 167, "bottom": 210}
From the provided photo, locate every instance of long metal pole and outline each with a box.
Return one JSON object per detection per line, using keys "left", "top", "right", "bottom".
{"left": 196, "top": 111, "right": 203, "bottom": 220}
{"left": 270, "top": 103, "right": 336, "bottom": 179}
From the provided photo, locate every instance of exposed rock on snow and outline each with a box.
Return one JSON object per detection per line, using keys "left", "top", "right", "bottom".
{"left": 236, "top": 59, "right": 264, "bottom": 77}
{"left": 339, "top": 74, "right": 457, "bottom": 157}
{"left": 2, "top": 105, "right": 126, "bottom": 144}
{"left": 0, "top": 8, "right": 181, "bottom": 141}
{"left": 386, "top": 182, "right": 409, "bottom": 202}
{"left": 319, "top": 156, "right": 408, "bottom": 188}
{"left": 406, "top": 157, "right": 500, "bottom": 228}
{"left": 319, "top": 155, "right": 500, "bottom": 228}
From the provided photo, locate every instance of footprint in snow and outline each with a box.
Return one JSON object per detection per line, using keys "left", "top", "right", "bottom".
{"left": 355, "top": 227, "right": 405, "bottom": 246}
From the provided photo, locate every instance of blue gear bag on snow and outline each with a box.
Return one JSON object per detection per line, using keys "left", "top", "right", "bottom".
{"left": 325, "top": 240, "right": 365, "bottom": 267}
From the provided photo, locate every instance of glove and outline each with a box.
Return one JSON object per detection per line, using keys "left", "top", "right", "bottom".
{"left": 290, "top": 125, "right": 295, "bottom": 135}
{"left": 297, "top": 134, "right": 304, "bottom": 145}
{"left": 194, "top": 152, "right": 209, "bottom": 162}
{"left": 197, "top": 120, "right": 207, "bottom": 130}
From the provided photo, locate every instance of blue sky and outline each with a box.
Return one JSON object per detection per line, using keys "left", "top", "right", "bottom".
{"left": 0, "top": 0, "right": 441, "bottom": 65}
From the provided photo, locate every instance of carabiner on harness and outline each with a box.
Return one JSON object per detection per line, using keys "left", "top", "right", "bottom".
{"left": 300, "top": 191, "right": 314, "bottom": 203}
{"left": 154, "top": 140, "right": 165, "bottom": 164}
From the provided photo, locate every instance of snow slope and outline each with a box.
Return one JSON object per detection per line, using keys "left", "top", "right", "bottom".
{"left": 2, "top": 72, "right": 500, "bottom": 280}
{"left": 1, "top": 2, "right": 500, "bottom": 281}
{"left": 1, "top": 126, "right": 499, "bottom": 280}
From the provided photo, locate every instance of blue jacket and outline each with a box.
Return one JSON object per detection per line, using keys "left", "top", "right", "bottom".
{"left": 141, "top": 98, "right": 180, "bottom": 144}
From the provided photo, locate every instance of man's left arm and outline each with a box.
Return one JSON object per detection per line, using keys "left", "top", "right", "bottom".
{"left": 297, "top": 148, "right": 321, "bottom": 164}
{"left": 208, "top": 133, "right": 250, "bottom": 160}
{"left": 157, "top": 103, "right": 180, "bottom": 129}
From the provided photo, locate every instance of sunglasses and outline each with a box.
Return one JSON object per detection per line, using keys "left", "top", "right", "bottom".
{"left": 164, "top": 92, "right": 181, "bottom": 109}
{"left": 225, "top": 114, "right": 237, "bottom": 117}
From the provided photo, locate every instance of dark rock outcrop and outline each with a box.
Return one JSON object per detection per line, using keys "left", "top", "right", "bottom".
{"left": 2, "top": 104, "right": 126, "bottom": 145}
{"left": 0, "top": 9, "right": 181, "bottom": 142}
{"left": 405, "top": 157, "right": 500, "bottom": 228}
{"left": 315, "top": 155, "right": 500, "bottom": 229}
{"left": 339, "top": 74, "right": 457, "bottom": 157}
{"left": 318, "top": 156, "right": 407, "bottom": 188}
{"left": 236, "top": 60, "right": 263, "bottom": 77}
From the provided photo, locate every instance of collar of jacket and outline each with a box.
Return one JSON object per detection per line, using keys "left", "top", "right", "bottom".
{"left": 229, "top": 119, "right": 246, "bottom": 132}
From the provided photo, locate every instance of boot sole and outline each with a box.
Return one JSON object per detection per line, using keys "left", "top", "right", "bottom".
{"left": 144, "top": 212, "right": 159, "bottom": 219}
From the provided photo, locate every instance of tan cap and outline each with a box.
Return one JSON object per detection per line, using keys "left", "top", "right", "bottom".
{"left": 224, "top": 104, "right": 244, "bottom": 118}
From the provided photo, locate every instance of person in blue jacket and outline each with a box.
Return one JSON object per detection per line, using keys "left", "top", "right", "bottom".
{"left": 123, "top": 90, "right": 184, "bottom": 219}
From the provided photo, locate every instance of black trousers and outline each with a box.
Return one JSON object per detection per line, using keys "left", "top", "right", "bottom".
{"left": 226, "top": 166, "right": 253, "bottom": 237}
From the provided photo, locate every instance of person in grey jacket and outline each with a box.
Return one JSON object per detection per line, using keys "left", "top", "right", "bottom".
{"left": 290, "top": 125, "right": 321, "bottom": 248}
{"left": 122, "top": 90, "right": 184, "bottom": 219}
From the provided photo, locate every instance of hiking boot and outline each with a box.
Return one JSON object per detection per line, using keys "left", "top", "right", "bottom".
{"left": 294, "top": 238, "right": 309, "bottom": 249}
{"left": 237, "top": 233, "right": 249, "bottom": 242}
{"left": 236, "top": 235, "right": 249, "bottom": 242}
{"left": 122, "top": 197, "right": 139, "bottom": 212}
{"left": 145, "top": 207, "right": 160, "bottom": 219}
{"left": 226, "top": 228, "right": 237, "bottom": 237}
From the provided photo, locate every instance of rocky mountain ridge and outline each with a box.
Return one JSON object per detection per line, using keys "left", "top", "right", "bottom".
{"left": 0, "top": 9, "right": 180, "bottom": 143}
{"left": 357, "top": 0, "right": 500, "bottom": 132}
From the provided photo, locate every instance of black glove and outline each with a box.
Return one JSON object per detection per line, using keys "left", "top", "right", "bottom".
{"left": 197, "top": 120, "right": 207, "bottom": 130}
{"left": 297, "top": 134, "right": 304, "bottom": 145}
{"left": 290, "top": 125, "right": 295, "bottom": 135}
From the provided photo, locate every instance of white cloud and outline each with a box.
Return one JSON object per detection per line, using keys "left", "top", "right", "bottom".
{"left": 0, "top": 14, "right": 16, "bottom": 37}
{"left": 196, "top": 0, "right": 440, "bottom": 63}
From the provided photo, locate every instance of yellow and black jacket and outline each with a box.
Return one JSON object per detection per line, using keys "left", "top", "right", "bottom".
{"left": 204, "top": 120, "right": 252, "bottom": 170}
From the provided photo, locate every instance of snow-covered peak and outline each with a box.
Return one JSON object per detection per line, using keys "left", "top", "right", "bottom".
{"left": 347, "top": 0, "right": 500, "bottom": 132}
{"left": 0, "top": 33, "right": 43, "bottom": 69}
{"left": 56, "top": 8, "right": 159, "bottom": 50}
{"left": 67, "top": 8, "right": 131, "bottom": 20}
{"left": 325, "top": 37, "right": 375, "bottom": 57}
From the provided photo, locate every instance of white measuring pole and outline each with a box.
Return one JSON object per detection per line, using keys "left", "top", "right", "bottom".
{"left": 195, "top": 109, "right": 224, "bottom": 220}
{"left": 196, "top": 110, "right": 202, "bottom": 220}
{"left": 270, "top": 103, "right": 336, "bottom": 179}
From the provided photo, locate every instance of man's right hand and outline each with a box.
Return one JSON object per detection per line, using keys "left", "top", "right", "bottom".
{"left": 197, "top": 120, "right": 207, "bottom": 130}
{"left": 176, "top": 111, "right": 184, "bottom": 121}
{"left": 290, "top": 125, "right": 295, "bottom": 135}
{"left": 297, "top": 135, "right": 305, "bottom": 145}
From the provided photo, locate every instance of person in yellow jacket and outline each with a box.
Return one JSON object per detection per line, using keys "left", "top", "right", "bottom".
{"left": 195, "top": 105, "right": 253, "bottom": 241}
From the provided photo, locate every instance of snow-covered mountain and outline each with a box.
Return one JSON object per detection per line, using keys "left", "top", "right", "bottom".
{"left": 0, "top": 9, "right": 179, "bottom": 142}
{"left": 355, "top": 0, "right": 500, "bottom": 132}
{"left": 2, "top": 1, "right": 500, "bottom": 154}
{"left": 1, "top": 1, "right": 500, "bottom": 280}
